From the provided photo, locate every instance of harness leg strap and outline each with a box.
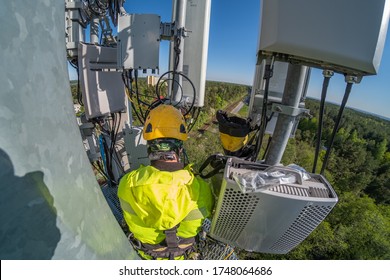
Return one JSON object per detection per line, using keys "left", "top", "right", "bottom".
{"left": 164, "top": 227, "right": 179, "bottom": 259}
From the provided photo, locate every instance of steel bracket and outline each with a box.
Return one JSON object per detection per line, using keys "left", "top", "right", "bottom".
{"left": 271, "top": 103, "right": 310, "bottom": 117}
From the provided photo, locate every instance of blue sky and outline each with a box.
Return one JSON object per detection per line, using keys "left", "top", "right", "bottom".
{"left": 69, "top": 0, "right": 390, "bottom": 118}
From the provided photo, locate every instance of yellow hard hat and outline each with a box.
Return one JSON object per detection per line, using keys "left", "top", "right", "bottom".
{"left": 143, "top": 105, "right": 188, "bottom": 141}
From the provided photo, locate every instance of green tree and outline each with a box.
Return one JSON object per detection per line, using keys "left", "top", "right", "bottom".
{"left": 373, "top": 139, "right": 388, "bottom": 161}
{"left": 327, "top": 192, "right": 390, "bottom": 259}
{"left": 365, "top": 160, "right": 390, "bottom": 204}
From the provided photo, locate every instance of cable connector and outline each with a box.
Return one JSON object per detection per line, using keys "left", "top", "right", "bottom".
{"left": 345, "top": 75, "right": 362, "bottom": 84}
{"left": 322, "top": 69, "right": 334, "bottom": 78}
{"left": 263, "top": 57, "right": 275, "bottom": 80}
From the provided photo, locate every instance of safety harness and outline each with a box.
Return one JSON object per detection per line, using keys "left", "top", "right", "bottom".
{"left": 129, "top": 226, "right": 197, "bottom": 260}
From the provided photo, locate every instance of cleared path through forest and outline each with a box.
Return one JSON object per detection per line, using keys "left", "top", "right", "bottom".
{"left": 195, "top": 100, "right": 245, "bottom": 137}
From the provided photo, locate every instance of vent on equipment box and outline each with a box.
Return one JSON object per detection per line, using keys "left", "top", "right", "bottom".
{"left": 212, "top": 188, "right": 260, "bottom": 242}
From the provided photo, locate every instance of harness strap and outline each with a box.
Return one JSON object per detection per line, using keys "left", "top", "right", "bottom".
{"left": 165, "top": 226, "right": 179, "bottom": 249}
{"left": 130, "top": 233, "right": 196, "bottom": 260}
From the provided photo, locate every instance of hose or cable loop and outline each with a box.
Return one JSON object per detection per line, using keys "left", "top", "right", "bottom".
{"left": 155, "top": 70, "right": 196, "bottom": 117}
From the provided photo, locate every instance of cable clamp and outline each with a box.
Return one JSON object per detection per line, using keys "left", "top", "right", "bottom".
{"left": 177, "top": 27, "right": 190, "bottom": 38}
{"left": 271, "top": 104, "right": 310, "bottom": 117}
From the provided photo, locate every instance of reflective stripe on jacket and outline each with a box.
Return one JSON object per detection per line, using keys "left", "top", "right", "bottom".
{"left": 118, "top": 165, "right": 214, "bottom": 245}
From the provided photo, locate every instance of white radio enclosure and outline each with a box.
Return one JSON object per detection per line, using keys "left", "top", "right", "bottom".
{"left": 78, "top": 43, "right": 126, "bottom": 119}
{"left": 117, "top": 14, "right": 161, "bottom": 70}
{"left": 259, "top": 0, "right": 390, "bottom": 75}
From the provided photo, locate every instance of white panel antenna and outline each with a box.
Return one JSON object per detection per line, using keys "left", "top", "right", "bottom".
{"left": 210, "top": 157, "right": 338, "bottom": 254}
{"left": 171, "top": 0, "right": 211, "bottom": 107}
{"left": 78, "top": 43, "right": 126, "bottom": 119}
{"left": 259, "top": 0, "right": 390, "bottom": 75}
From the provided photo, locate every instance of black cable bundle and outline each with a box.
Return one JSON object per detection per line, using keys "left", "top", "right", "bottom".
{"left": 250, "top": 60, "right": 274, "bottom": 161}
{"left": 312, "top": 71, "right": 333, "bottom": 173}
{"left": 320, "top": 80, "right": 354, "bottom": 175}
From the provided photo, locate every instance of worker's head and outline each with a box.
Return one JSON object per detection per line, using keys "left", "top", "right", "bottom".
{"left": 143, "top": 105, "right": 188, "bottom": 169}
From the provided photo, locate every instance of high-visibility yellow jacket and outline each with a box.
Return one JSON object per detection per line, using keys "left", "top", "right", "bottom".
{"left": 118, "top": 165, "right": 214, "bottom": 246}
